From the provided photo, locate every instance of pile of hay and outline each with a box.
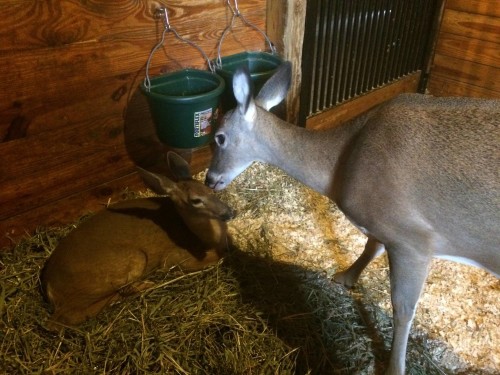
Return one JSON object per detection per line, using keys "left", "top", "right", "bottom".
{"left": 1, "top": 163, "right": 498, "bottom": 374}
{"left": 1, "top": 228, "right": 299, "bottom": 374}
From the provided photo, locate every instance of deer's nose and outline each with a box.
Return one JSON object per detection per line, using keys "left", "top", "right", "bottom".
{"left": 205, "top": 173, "right": 224, "bottom": 190}
{"left": 221, "top": 208, "right": 236, "bottom": 222}
{"left": 204, "top": 174, "right": 215, "bottom": 188}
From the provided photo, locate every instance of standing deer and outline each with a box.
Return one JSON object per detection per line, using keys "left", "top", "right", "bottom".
{"left": 41, "top": 152, "right": 233, "bottom": 330}
{"left": 205, "top": 61, "right": 499, "bottom": 375}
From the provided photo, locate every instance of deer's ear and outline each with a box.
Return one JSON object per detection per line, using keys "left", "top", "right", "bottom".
{"left": 255, "top": 61, "right": 292, "bottom": 111}
{"left": 240, "top": 100, "right": 256, "bottom": 123}
{"left": 136, "top": 166, "right": 176, "bottom": 195}
{"left": 166, "top": 152, "right": 192, "bottom": 181}
{"left": 233, "top": 66, "right": 257, "bottom": 124}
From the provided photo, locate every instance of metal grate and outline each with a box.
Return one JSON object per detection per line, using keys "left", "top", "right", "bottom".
{"left": 300, "top": 0, "right": 439, "bottom": 120}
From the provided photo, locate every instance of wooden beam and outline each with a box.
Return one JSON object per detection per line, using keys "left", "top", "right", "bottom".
{"left": 283, "top": 0, "right": 306, "bottom": 125}
{"left": 266, "top": 0, "right": 306, "bottom": 125}
{"left": 266, "top": 0, "right": 285, "bottom": 54}
{"left": 306, "top": 73, "right": 421, "bottom": 131}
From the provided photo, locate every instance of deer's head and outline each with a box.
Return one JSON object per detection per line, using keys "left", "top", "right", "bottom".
{"left": 206, "top": 61, "right": 292, "bottom": 191}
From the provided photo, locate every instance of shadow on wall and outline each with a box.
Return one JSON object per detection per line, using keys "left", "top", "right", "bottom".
{"left": 122, "top": 87, "right": 205, "bottom": 181}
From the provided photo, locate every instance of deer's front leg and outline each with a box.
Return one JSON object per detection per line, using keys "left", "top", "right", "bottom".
{"left": 334, "top": 236, "right": 385, "bottom": 288}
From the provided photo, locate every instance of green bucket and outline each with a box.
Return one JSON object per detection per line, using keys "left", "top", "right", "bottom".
{"left": 215, "top": 52, "right": 282, "bottom": 111}
{"left": 141, "top": 69, "right": 225, "bottom": 149}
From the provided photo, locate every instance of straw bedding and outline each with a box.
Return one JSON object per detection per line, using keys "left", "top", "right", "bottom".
{"left": 1, "top": 162, "right": 498, "bottom": 374}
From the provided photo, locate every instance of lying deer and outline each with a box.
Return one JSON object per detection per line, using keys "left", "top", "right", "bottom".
{"left": 205, "top": 62, "right": 499, "bottom": 375}
{"left": 41, "top": 152, "right": 233, "bottom": 330}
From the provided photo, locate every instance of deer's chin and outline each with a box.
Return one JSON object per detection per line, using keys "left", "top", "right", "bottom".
{"left": 212, "top": 181, "right": 226, "bottom": 191}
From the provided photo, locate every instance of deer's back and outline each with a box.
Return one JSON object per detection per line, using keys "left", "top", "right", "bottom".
{"left": 41, "top": 197, "right": 212, "bottom": 298}
{"left": 363, "top": 94, "right": 498, "bottom": 193}
{"left": 338, "top": 94, "right": 499, "bottom": 270}
{"left": 46, "top": 197, "right": 207, "bottom": 262}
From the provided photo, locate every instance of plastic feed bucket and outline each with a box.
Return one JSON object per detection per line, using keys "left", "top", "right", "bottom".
{"left": 141, "top": 69, "right": 225, "bottom": 149}
{"left": 215, "top": 51, "right": 282, "bottom": 111}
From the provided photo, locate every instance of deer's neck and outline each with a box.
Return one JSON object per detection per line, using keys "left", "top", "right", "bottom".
{"left": 179, "top": 212, "right": 227, "bottom": 249}
{"left": 257, "top": 112, "right": 366, "bottom": 197}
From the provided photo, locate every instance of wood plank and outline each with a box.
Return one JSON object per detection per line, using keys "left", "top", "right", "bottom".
{"left": 0, "top": 150, "right": 135, "bottom": 221}
{"left": 440, "top": 9, "right": 500, "bottom": 43}
{"left": 0, "top": 0, "right": 266, "bottom": 52}
{"left": 0, "top": 0, "right": 150, "bottom": 51}
{"left": 0, "top": 29, "right": 267, "bottom": 110}
{"left": 0, "top": 118, "right": 136, "bottom": 220}
{"left": 0, "top": 31, "right": 267, "bottom": 142}
{"left": 266, "top": 1, "right": 286, "bottom": 54}
{"left": 427, "top": 73, "right": 500, "bottom": 98}
{"left": 0, "top": 77, "right": 126, "bottom": 142}
{"left": 445, "top": 0, "right": 500, "bottom": 18}
{"left": 1, "top": 115, "right": 125, "bottom": 179}
{"left": 306, "top": 73, "right": 420, "bottom": 131}
{"left": 281, "top": 0, "right": 307, "bottom": 124}
{"left": 0, "top": 173, "right": 145, "bottom": 250}
{"left": 434, "top": 32, "right": 500, "bottom": 67}
{"left": 431, "top": 53, "right": 500, "bottom": 93}
{"left": 0, "top": 145, "right": 212, "bottom": 250}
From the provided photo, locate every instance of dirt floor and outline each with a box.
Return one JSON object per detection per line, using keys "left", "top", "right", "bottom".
{"left": 215, "top": 162, "right": 499, "bottom": 374}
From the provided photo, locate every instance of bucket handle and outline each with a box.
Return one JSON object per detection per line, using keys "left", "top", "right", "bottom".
{"left": 144, "top": 7, "right": 215, "bottom": 92}
{"left": 216, "top": 0, "right": 277, "bottom": 69}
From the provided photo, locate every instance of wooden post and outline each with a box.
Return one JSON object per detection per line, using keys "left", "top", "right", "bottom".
{"left": 267, "top": 0, "right": 306, "bottom": 125}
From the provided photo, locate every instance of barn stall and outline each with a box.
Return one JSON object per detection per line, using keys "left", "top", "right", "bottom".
{"left": 1, "top": 0, "right": 499, "bottom": 374}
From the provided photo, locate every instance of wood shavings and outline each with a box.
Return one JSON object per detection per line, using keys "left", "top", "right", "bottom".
{"left": 211, "top": 162, "right": 499, "bottom": 374}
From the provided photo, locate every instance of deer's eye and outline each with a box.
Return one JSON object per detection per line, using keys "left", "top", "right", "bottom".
{"left": 215, "top": 133, "right": 226, "bottom": 147}
{"left": 190, "top": 198, "right": 204, "bottom": 207}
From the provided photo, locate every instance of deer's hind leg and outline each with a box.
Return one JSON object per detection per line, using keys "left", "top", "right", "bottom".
{"left": 118, "top": 279, "right": 156, "bottom": 296}
{"left": 46, "top": 292, "right": 121, "bottom": 331}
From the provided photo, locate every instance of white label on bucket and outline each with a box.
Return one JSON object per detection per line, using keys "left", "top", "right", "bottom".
{"left": 194, "top": 108, "right": 212, "bottom": 138}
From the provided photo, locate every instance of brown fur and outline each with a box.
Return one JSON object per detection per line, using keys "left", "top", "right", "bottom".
{"left": 41, "top": 153, "right": 233, "bottom": 330}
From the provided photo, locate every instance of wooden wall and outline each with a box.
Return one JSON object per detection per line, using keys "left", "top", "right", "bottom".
{"left": 3, "top": 0, "right": 497, "bottom": 249}
{"left": 0, "top": 0, "right": 267, "bottom": 250}
{"left": 427, "top": 0, "right": 500, "bottom": 97}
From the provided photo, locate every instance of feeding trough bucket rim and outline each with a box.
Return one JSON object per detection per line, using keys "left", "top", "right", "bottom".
{"left": 214, "top": 51, "right": 283, "bottom": 75}
{"left": 140, "top": 69, "right": 225, "bottom": 104}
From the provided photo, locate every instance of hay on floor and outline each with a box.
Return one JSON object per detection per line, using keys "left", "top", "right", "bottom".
{"left": 1, "top": 162, "right": 498, "bottom": 374}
